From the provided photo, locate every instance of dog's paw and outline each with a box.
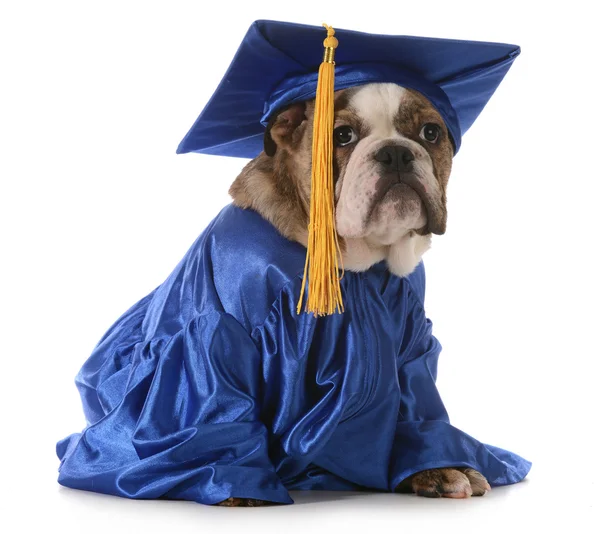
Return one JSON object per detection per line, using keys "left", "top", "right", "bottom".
{"left": 459, "top": 468, "right": 492, "bottom": 496}
{"left": 215, "top": 497, "right": 268, "bottom": 507}
{"left": 404, "top": 468, "right": 491, "bottom": 498}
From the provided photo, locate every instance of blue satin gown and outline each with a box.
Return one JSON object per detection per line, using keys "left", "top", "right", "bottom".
{"left": 56, "top": 204, "right": 531, "bottom": 504}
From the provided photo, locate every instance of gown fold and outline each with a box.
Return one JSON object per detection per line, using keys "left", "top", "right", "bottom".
{"left": 57, "top": 204, "right": 531, "bottom": 504}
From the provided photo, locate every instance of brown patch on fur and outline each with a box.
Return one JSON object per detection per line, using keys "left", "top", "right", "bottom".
{"left": 333, "top": 87, "right": 369, "bottom": 149}
{"left": 394, "top": 89, "right": 453, "bottom": 235}
{"left": 230, "top": 101, "right": 317, "bottom": 244}
{"left": 395, "top": 90, "right": 453, "bottom": 186}
{"left": 230, "top": 91, "right": 360, "bottom": 251}
{"left": 229, "top": 152, "right": 310, "bottom": 245}
{"left": 333, "top": 87, "right": 358, "bottom": 114}
{"left": 396, "top": 468, "right": 491, "bottom": 498}
{"left": 264, "top": 102, "right": 307, "bottom": 157}
{"left": 216, "top": 497, "right": 270, "bottom": 507}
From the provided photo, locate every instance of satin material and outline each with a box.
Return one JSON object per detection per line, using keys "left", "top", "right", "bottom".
{"left": 57, "top": 205, "right": 531, "bottom": 504}
{"left": 176, "top": 20, "right": 520, "bottom": 158}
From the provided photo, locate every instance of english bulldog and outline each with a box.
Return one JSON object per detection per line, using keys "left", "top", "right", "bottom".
{"left": 221, "top": 83, "right": 491, "bottom": 505}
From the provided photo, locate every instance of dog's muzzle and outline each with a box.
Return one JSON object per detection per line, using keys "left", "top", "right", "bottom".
{"left": 374, "top": 144, "right": 445, "bottom": 235}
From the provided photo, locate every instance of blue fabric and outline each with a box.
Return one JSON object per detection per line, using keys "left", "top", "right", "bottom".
{"left": 56, "top": 205, "right": 531, "bottom": 504}
{"left": 176, "top": 20, "right": 520, "bottom": 157}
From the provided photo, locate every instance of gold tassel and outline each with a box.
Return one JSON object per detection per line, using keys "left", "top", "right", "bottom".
{"left": 297, "top": 24, "right": 344, "bottom": 316}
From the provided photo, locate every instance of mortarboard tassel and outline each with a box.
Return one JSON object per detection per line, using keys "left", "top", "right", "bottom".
{"left": 297, "top": 24, "right": 344, "bottom": 316}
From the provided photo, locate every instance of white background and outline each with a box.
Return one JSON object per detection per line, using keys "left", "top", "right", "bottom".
{"left": 1, "top": 1, "right": 598, "bottom": 532}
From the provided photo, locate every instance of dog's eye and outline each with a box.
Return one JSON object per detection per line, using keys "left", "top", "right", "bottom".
{"left": 420, "top": 123, "right": 441, "bottom": 144}
{"left": 334, "top": 125, "right": 358, "bottom": 147}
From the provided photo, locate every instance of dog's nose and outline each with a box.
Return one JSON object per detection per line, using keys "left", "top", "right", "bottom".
{"left": 374, "top": 145, "right": 415, "bottom": 172}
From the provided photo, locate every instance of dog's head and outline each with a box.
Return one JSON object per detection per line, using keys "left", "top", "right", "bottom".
{"left": 230, "top": 83, "right": 454, "bottom": 276}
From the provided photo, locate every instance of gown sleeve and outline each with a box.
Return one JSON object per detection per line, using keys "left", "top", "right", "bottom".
{"left": 56, "top": 309, "right": 293, "bottom": 505}
{"left": 389, "top": 283, "right": 532, "bottom": 490}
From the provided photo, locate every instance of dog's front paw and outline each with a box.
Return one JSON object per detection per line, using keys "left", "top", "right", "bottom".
{"left": 216, "top": 497, "right": 269, "bottom": 507}
{"left": 402, "top": 468, "right": 491, "bottom": 498}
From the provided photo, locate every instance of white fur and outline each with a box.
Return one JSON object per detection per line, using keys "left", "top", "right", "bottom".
{"left": 350, "top": 84, "right": 407, "bottom": 139}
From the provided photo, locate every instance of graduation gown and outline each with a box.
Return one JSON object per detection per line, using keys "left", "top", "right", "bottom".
{"left": 56, "top": 204, "right": 531, "bottom": 504}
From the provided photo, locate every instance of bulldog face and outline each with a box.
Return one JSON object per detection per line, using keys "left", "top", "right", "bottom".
{"left": 332, "top": 84, "right": 453, "bottom": 241}
{"left": 230, "top": 82, "right": 454, "bottom": 276}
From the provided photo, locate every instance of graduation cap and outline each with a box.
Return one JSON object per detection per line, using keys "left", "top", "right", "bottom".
{"left": 177, "top": 20, "right": 520, "bottom": 316}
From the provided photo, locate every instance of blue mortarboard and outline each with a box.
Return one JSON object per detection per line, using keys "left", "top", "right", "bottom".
{"left": 177, "top": 19, "right": 520, "bottom": 157}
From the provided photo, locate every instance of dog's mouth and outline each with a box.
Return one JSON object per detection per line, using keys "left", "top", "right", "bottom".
{"left": 373, "top": 171, "right": 445, "bottom": 236}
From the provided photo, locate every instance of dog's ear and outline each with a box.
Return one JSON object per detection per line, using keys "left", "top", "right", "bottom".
{"left": 263, "top": 102, "right": 307, "bottom": 157}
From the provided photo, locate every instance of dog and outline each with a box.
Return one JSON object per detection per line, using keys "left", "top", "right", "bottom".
{"left": 222, "top": 83, "right": 490, "bottom": 505}
{"left": 56, "top": 81, "right": 498, "bottom": 505}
